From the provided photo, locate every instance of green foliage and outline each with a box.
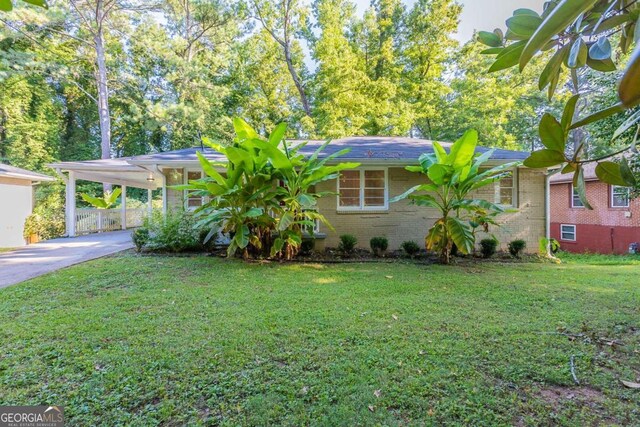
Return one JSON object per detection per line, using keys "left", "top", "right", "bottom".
{"left": 400, "top": 240, "right": 420, "bottom": 257}
{"left": 391, "top": 129, "right": 520, "bottom": 263}
{"left": 508, "top": 239, "right": 527, "bottom": 258}
{"left": 139, "top": 210, "right": 203, "bottom": 253}
{"left": 479, "top": 238, "right": 498, "bottom": 258}
{"left": 0, "top": 0, "right": 46, "bottom": 12}
{"left": 299, "top": 239, "right": 315, "bottom": 256}
{"left": 180, "top": 118, "right": 358, "bottom": 260}
{"left": 369, "top": 236, "right": 388, "bottom": 256}
{"left": 539, "top": 237, "right": 560, "bottom": 255}
{"left": 23, "top": 183, "right": 65, "bottom": 241}
{"left": 338, "top": 234, "right": 357, "bottom": 255}
{"left": 80, "top": 188, "right": 122, "bottom": 209}
{"left": 480, "top": 1, "right": 640, "bottom": 207}
{"left": 131, "top": 227, "right": 150, "bottom": 252}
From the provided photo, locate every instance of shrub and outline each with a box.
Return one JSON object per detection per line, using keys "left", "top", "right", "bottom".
{"left": 480, "top": 238, "right": 498, "bottom": 258}
{"left": 23, "top": 211, "right": 65, "bottom": 241}
{"left": 338, "top": 234, "right": 357, "bottom": 254}
{"left": 508, "top": 239, "right": 527, "bottom": 258}
{"left": 132, "top": 227, "right": 150, "bottom": 252}
{"left": 370, "top": 236, "right": 388, "bottom": 256}
{"left": 141, "top": 209, "right": 203, "bottom": 253}
{"left": 401, "top": 240, "right": 420, "bottom": 257}
{"left": 539, "top": 237, "right": 560, "bottom": 255}
{"left": 299, "top": 239, "right": 315, "bottom": 256}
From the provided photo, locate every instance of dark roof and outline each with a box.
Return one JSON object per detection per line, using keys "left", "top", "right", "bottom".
{"left": 128, "top": 136, "right": 529, "bottom": 165}
{"left": 0, "top": 164, "right": 55, "bottom": 182}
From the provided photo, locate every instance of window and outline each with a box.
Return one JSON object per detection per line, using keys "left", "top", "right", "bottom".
{"left": 185, "top": 170, "right": 204, "bottom": 209}
{"left": 338, "top": 169, "right": 388, "bottom": 210}
{"left": 560, "top": 224, "right": 576, "bottom": 241}
{"left": 611, "top": 185, "right": 630, "bottom": 208}
{"left": 496, "top": 172, "right": 515, "bottom": 206}
{"left": 571, "top": 186, "right": 584, "bottom": 208}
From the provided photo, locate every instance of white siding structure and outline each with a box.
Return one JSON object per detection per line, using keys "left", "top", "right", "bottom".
{"left": 0, "top": 165, "right": 55, "bottom": 248}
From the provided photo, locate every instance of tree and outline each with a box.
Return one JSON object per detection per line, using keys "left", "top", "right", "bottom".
{"left": 251, "top": 0, "right": 312, "bottom": 117}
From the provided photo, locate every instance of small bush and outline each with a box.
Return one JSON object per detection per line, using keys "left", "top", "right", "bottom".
{"left": 479, "top": 238, "right": 498, "bottom": 258}
{"left": 401, "top": 240, "right": 421, "bottom": 257}
{"left": 508, "top": 239, "right": 527, "bottom": 258}
{"left": 338, "top": 234, "right": 357, "bottom": 254}
{"left": 539, "top": 237, "right": 560, "bottom": 255}
{"left": 140, "top": 209, "right": 203, "bottom": 253}
{"left": 132, "top": 227, "right": 150, "bottom": 252}
{"left": 300, "top": 239, "right": 315, "bottom": 256}
{"left": 370, "top": 236, "right": 388, "bottom": 256}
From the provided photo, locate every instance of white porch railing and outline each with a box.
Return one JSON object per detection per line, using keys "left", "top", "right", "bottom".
{"left": 75, "top": 208, "right": 146, "bottom": 235}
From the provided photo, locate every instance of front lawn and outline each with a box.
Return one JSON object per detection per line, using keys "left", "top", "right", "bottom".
{"left": 0, "top": 254, "right": 638, "bottom": 425}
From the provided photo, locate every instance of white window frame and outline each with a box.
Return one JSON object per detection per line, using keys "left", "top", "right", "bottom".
{"left": 611, "top": 185, "right": 630, "bottom": 208}
{"left": 494, "top": 168, "right": 517, "bottom": 207}
{"left": 560, "top": 224, "right": 576, "bottom": 242}
{"left": 571, "top": 185, "right": 584, "bottom": 208}
{"left": 184, "top": 168, "right": 205, "bottom": 210}
{"left": 337, "top": 168, "right": 389, "bottom": 212}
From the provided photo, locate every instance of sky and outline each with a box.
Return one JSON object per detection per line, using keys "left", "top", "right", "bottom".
{"left": 352, "top": 0, "right": 544, "bottom": 43}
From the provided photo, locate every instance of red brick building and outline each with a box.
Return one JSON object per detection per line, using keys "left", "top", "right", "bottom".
{"left": 550, "top": 163, "right": 640, "bottom": 254}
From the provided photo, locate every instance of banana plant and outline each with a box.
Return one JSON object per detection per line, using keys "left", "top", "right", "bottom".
{"left": 258, "top": 125, "right": 360, "bottom": 259}
{"left": 391, "top": 130, "right": 520, "bottom": 264}
{"left": 176, "top": 118, "right": 359, "bottom": 260}
{"left": 80, "top": 188, "right": 122, "bottom": 209}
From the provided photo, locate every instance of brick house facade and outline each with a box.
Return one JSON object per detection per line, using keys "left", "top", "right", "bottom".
{"left": 550, "top": 164, "right": 640, "bottom": 254}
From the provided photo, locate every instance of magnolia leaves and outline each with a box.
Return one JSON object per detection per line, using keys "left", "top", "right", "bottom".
{"left": 524, "top": 95, "right": 637, "bottom": 209}
{"left": 478, "top": 1, "right": 638, "bottom": 101}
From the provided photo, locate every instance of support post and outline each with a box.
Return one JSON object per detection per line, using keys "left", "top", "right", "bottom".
{"left": 121, "top": 185, "right": 127, "bottom": 230}
{"left": 147, "top": 188, "right": 153, "bottom": 217}
{"left": 66, "top": 171, "right": 76, "bottom": 237}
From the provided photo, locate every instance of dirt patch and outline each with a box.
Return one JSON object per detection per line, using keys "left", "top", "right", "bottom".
{"left": 538, "top": 385, "right": 605, "bottom": 406}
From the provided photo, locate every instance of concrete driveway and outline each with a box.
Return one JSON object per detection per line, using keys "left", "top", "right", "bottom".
{"left": 0, "top": 230, "right": 133, "bottom": 289}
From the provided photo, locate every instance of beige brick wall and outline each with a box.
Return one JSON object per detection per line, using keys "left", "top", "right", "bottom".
{"left": 316, "top": 167, "right": 546, "bottom": 253}
{"left": 162, "top": 165, "right": 547, "bottom": 254}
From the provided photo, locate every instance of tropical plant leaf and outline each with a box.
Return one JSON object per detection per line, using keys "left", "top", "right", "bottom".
{"left": 448, "top": 129, "right": 478, "bottom": 168}
{"left": 196, "top": 152, "right": 226, "bottom": 185}
{"left": 427, "top": 164, "right": 451, "bottom": 185}
{"left": 520, "top": 0, "right": 597, "bottom": 70}
{"left": 81, "top": 193, "right": 107, "bottom": 209}
{"left": 613, "top": 109, "right": 640, "bottom": 140}
{"left": 268, "top": 122, "right": 287, "bottom": 146}
{"left": 232, "top": 117, "right": 259, "bottom": 140}
{"left": 446, "top": 217, "right": 474, "bottom": 255}
{"left": 595, "top": 161, "right": 629, "bottom": 186}
{"left": 523, "top": 149, "right": 566, "bottom": 168}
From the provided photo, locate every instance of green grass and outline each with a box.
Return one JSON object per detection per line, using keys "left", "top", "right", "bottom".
{"left": 0, "top": 247, "right": 16, "bottom": 253}
{"left": 1, "top": 253, "right": 639, "bottom": 426}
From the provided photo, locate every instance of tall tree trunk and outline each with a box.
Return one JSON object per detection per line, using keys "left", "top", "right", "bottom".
{"left": 283, "top": 45, "right": 311, "bottom": 116}
{"left": 94, "top": 2, "right": 112, "bottom": 192}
